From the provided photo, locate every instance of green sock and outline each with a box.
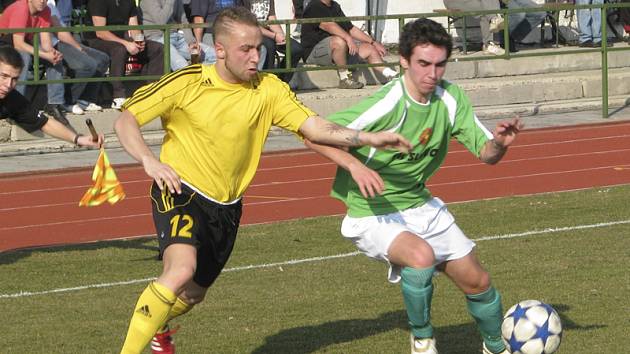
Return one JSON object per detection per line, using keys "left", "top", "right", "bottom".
{"left": 400, "top": 266, "right": 435, "bottom": 339}
{"left": 466, "top": 286, "right": 506, "bottom": 353}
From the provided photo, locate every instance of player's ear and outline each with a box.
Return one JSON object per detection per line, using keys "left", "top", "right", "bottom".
{"left": 400, "top": 55, "right": 409, "bottom": 70}
{"left": 215, "top": 41, "right": 226, "bottom": 60}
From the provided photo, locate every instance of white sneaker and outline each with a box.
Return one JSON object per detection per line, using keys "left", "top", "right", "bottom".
{"left": 77, "top": 100, "right": 103, "bottom": 112}
{"left": 484, "top": 42, "right": 505, "bottom": 56}
{"left": 482, "top": 342, "right": 509, "bottom": 354}
{"left": 62, "top": 104, "right": 85, "bottom": 115}
{"left": 489, "top": 15, "right": 504, "bottom": 33}
{"left": 111, "top": 97, "right": 126, "bottom": 110}
{"left": 410, "top": 334, "right": 437, "bottom": 354}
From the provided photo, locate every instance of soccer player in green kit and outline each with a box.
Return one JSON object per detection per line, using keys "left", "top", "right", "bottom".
{"left": 306, "top": 18, "right": 522, "bottom": 354}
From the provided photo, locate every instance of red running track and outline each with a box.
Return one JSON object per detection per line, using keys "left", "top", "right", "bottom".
{"left": 2, "top": 122, "right": 630, "bottom": 252}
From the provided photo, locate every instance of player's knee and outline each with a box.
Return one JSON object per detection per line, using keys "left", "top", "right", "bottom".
{"left": 468, "top": 271, "right": 492, "bottom": 294}
{"left": 407, "top": 242, "right": 435, "bottom": 268}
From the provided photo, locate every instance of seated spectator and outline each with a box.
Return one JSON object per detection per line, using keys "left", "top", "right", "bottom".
{"left": 301, "top": 0, "right": 397, "bottom": 89}
{"left": 622, "top": 0, "right": 630, "bottom": 41}
{"left": 84, "top": 0, "right": 164, "bottom": 109}
{"left": 576, "top": 0, "right": 611, "bottom": 47}
{"left": 140, "top": 0, "right": 216, "bottom": 71}
{"left": 48, "top": 0, "right": 109, "bottom": 113}
{"left": 498, "top": 0, "right": 546, "bottom": 52}
{"left": 443, "top": 0, "right": 505, "bottom": 55}
{"left": 241, "top": 0, "right": 303, "bottom": 84}
{"left": 0, "top": 45, "right": 102, "bottom": 147}
{"left": 190, "top": 0, "right": 238, "bottom": 49}
{"left": 0, "top": 0, "right": 72, "bottom": 128}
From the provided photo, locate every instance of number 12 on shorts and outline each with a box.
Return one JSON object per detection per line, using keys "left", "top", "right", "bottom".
{"left": 170, "top": 214, "right": 194, "bottom": 238}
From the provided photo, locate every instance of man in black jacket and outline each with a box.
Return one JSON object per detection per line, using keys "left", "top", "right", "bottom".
{"left": 0, "top": 45, "right": 102, "bottom": 148}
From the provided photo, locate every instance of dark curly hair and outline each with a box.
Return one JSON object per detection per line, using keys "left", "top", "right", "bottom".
{"left": 399, "top": 18, "right": 453, "bottom": 60}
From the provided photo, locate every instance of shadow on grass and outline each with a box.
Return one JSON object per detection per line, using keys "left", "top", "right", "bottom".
{"left": 0, "top": 237, "right": 159, "bottom": 265}
{"left": 251, "top": 310, "right": 484, "bottom": 354}
{"left": 252, "top": 303, "right": 606, "bottom": 353}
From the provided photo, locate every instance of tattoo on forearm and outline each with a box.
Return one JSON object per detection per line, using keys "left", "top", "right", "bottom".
{"left": 326, "top": 122, "right": 361, "bottom": 146}
{"left": 349, "top": 130, "right": 361, "bottom": 146}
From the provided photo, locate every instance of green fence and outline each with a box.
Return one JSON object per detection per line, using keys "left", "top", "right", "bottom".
{"left": 5, "top": 2, "right": 630, "bottom": 117}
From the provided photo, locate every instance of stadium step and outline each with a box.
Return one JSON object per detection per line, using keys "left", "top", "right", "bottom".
{"left": 2, "top": 42, "right": 630, "bottom": 153}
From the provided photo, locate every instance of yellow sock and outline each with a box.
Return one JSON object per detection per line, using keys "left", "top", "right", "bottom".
{"left": 156, "top": 297, "right": 195, "bottom": 334}
{"left": 167, "top": 297, "right": 193, "bottom": 322}
{"left": 120, "top": 282, "right": 176, "bottom": 354}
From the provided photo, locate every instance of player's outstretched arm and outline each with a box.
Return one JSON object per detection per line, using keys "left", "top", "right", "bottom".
{"left": 299, "top": 116, "right": 411, "bottom": 153}
{"left": 114, "top": 110, "right": 182, "bottom": 194}
{"left": 304, "top": 139, "right": 385, "bottom": 198}
{"left": 480, "top": 117, "right": 524, "bottom": 165}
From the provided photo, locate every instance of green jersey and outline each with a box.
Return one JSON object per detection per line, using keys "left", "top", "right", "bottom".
{"left": 329, "top": 78, "right": 493, "bottom": 217}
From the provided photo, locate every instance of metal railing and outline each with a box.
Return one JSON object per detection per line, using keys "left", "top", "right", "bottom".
{"left": 4, "top": 2, "right": 630, "bottom": 117}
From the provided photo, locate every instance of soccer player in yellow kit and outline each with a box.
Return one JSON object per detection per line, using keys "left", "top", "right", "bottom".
{"left": 114, "top": 7, "right": 412, "bottom": 354}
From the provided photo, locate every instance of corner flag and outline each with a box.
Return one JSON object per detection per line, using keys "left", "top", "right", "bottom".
{"left": 79, "top": 148, "right": 126, "bottom": 206}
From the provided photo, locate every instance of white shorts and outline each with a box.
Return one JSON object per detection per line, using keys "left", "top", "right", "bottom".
{"left": 340, "top": 197, "right": 475, "bottom": 283}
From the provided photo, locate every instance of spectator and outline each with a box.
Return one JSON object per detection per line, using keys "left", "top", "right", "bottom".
{"left": 301, "top": 0, "right": 398, "bottom": 89}
{"left": 498, "top": 0, "right": 546, "bottom": 52}
{"left": 241, "top": 0, "right": 303, "bottom": 84}
{"left": 48, "top": 0, "right": 109, "bottom": 113}
{"left": 140, "top": 0, "right": 216, "bottom": 71}
{"left": 443, "top": 0, "right": 505, "bottom": 55}
{"left": 0, "top": 45, "right": 102, "bottom": 148}
{"left": 190, "top": 0, "right": 238, "bottom": 48}
{"left": 0, "top": 0, "right": 72, "bottom": 127}
{"left": 84, "top": 0, "right": 164, "bottom": 109}
{"left": 621, "top": 0, "right": 630, "bottom": 40}
{"left": 576, "top": 0, "right": 610, "bottom": 47}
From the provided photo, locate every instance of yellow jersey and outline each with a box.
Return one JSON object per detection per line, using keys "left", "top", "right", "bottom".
{"left": 123, "top": 64, "right": 314, "bottom": 203}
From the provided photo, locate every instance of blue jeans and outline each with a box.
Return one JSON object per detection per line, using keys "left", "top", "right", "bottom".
{"left": 576, "top": 0, "right": 603, "bottom": 43}
{"left": 16, "top": 51, "right": 65, "bottom": 105}
{"left": 56, "top": 42, "right": 110, "bottom": 104}
{"left": 507, "top": 0, "right": 547, "bottom": 42}
{"left": 155, "top": 31, "right": 216, "bottom": 71}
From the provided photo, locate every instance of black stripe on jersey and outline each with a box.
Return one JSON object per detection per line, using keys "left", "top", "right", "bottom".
{"left": 124, "top": 66, "right": 203, "bottom": 109}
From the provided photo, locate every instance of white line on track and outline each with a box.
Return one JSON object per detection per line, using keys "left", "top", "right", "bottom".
{"left": 1, "top": 219, "right": 629, "bottom": 299}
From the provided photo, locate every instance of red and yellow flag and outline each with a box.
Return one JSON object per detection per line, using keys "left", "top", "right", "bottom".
{"left": 79, "top": 148, "right": 126, "bottom": 206}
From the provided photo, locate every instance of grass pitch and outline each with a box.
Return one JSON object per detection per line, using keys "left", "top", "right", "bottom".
{"left": 1, "top": 185, "right": 629, "bottom": 353}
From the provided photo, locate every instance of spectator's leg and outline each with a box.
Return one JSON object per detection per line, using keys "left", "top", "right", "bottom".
{"left": 45, "top": 60, "right": 65, "bottom": 106}
{"left": 258, "top": 45, "right": 267, "bottom": 71}
{"left": 576, "top": 0, "right": 593, "bottom": 44}
{"left": 261, "top": 36, "right": 277, "bottom": 70}
{"left": 87, "top": 39, "right": 129, "bottom": 99}
{"left": 79, "top": 45, "right": 109, "bottom": 104}
{"left": 140, "top": 40, "right": 165, "bottom": 78}
{"left": 591, "top": 0, "right": 603, "bottom": 44}
{"left": 155, "top": 34, "right": 188, "bottom": 71}
{"left": 57, "top": 42, "right": 97, "bottom": 104}
{"left": 16, "top": 51, "right": 32, "bottom": 95}
{"left": 278, "top": 38, "right": 303, "bottom": 83}
{"left": 199, "top": 43, "right": 217, "bottom": 64}
{"left": 508, "top": 0, "right": 547, "bottom": 43}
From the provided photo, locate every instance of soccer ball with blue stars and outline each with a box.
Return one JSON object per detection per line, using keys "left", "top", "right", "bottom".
{"left": 501, "top": 300, "right": 563, "bottom": 354}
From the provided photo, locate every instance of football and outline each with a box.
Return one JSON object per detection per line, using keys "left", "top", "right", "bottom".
{"left": 501, "top": 300, "right": 563, "bottom": 354}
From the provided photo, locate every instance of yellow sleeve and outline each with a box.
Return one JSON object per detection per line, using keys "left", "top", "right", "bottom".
{"left": 269, "top": 78, "right": 315, "bottom": 134}
{"left": 122, "top": 66, "right": 203, "bottom": 126}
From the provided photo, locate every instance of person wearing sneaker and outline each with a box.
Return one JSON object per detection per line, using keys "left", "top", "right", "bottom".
{"left": 576, "top": 0, "right": 611, "bottom": 48}
{"left": 306, "top": 18, "right": 523, "bottom": 354}
{"left": 498, "top": 0, "right": 546, "bottom": 52}
{"left": 0, "top": 46, "right": 103, "bottom": 148}
{"left": 443, "top": 0, "right": 505, "bottom": 56}
{"left": 301, "top": 0, "right": 398, "bottom": 89}
{"left": 114, "top": 8, "right": 411, "bottom": 354}
{"left": 83, "top": 0, "right": 164, "bottom": 110}
{"left": 0, "top": 0, "right": 73, "bottom": 127}
{"left": 47, "top": 0, "right": 109, "bottom": 115}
